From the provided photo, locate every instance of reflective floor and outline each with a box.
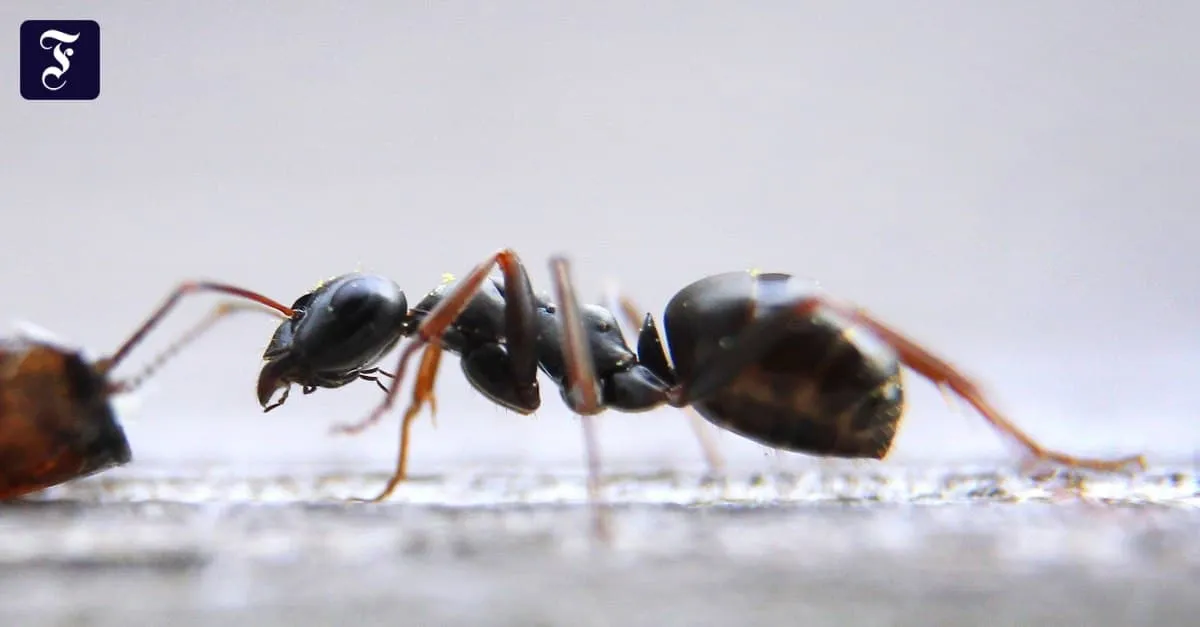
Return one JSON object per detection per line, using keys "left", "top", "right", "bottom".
{"left": 1, "top": 465, "right": 1196, "bottom": 626}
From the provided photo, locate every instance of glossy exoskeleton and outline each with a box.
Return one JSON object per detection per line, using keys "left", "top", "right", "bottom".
{"left": 0, "top": 281, "right": 293, "bottom": 500}
{"left": 254, "top": 263, "right": 725, "bottom": 487}
{"left": 257, "top": 249, "right": 1148, "bottom": 517}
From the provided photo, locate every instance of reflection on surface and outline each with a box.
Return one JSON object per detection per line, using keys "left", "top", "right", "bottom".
{"left": 1, "top": 467, "right": 1197, "bottom": 625}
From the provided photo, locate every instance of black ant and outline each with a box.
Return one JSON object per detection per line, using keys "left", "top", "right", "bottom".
{"left": 257, "top": 249, "right": 1146, "bottom": 540}
{"left": 254, "top": 262, "right": 726, "bottom": 478}
{"left": 0, "top": 281, "right": 294, "bottom": 500}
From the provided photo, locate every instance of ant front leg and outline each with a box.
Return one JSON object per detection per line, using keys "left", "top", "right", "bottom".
{"left": 603, "top": 282, "right": 726, "bottom": 478}
{"left": 343, "top": 248, "right": 541, "bottom": 503}
{"left": 670, "top": 292, "right": 1148, "bottom": 474}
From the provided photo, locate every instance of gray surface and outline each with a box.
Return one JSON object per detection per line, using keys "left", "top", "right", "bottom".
{"left": 1, "top": 466, "right": 1198, "bottom": 626}
{"left": 2, "top": 2, "right": 1199, "bottom": 625}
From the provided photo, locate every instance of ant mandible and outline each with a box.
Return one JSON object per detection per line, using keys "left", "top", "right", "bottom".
{"left": 260, "top": 249, "right": 1147, "bottom": 515}
{"left": 0, "top": 281, "right": 294, "bottom": 500}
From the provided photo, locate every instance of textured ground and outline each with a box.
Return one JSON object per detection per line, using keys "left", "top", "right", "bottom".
{"left": 1, "top": 464, "right": 1196, "bottom": 626}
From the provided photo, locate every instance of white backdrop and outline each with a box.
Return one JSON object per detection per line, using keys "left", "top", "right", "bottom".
{"left": 2, "top": 2, "right": 1196, "bottom": 476}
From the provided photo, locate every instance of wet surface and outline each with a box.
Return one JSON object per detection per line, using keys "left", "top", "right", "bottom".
{"left": 1, "top": 465, "right": 1197, "bottom": 626}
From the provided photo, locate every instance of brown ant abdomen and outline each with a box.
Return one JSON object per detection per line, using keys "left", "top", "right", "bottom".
{"left": 0, "top": 339, "right": 131, "bottom": 499}
{"left": 664, "top": 271, "right": 906, "bottom": 459}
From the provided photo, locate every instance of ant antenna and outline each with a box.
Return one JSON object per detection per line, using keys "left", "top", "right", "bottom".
{"left": 107, "top": 301, "right": 288, "bottom": 396}
{"left": 97, "top": 281, "right": 294, "bottom": 378}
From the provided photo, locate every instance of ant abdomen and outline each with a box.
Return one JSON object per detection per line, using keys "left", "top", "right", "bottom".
{"left": 662, "top": 271, "right": 906, "bottom": 458}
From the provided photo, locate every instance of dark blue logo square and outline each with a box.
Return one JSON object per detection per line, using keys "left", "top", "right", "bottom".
{"left": 20, "top": 20, "right": 101, "bottom": 101}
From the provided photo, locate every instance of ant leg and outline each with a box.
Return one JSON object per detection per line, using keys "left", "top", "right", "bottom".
{"left": 812, "top": 297, "right": 1146, "bottom": 472}
{"left": 331, "top": 248, "right": 539, "bottom": 438}
{"left": 359, "top": 375, "right": 392, "bottom": 394}
{"left": 108, "top": 300, "right": 292, "bottom": 395}
{"left": 354, "top": 367, "right": 398, "bottom": 394}
{"left": 351, "top": 342, "right": 444, "bottom": 503}
{"left": 550, "top": 256, "right": 612, "bottom": 543}
{"left": 337, "top": 248, "right": 541, "bottom": 501}
{"left": 98, "top": 280, "right": 294, "bottom": 378}
{"left": 355, "top": 370, "right": 417, "bottom": 419}
{"left": 604, "top": 282, "right": 726, "bottom": 477}
{"left": 672, "top": 291, "right": 1147, "bottom": 473}
{"left": 359, "top": 367, "right": 397, "bottom": 381}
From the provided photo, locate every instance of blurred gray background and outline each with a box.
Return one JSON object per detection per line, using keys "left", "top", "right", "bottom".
{"left": 2, "top": 1, "right": 1197, "bottom": 478}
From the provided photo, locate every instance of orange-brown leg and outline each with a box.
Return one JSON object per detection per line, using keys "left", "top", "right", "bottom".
{"left": 824, "top": 301, "right": 1147, "bottom": 472}
{"left": 351, "top": 342, "right": 444, "bottom": 503}
{"left": 674, "top": 292, "right": 1146, "bottom": 473}
{"left": 328, "top": 247, "right": 539, "bottom": 437}
{"left": 549, "top": 256, "right": 611, "bottom": 543}
{"left": 329, "top": 248, "right": 542, "bottom": 504}
{"left": 604, "top": 283, "right": 726, "bottom": 477}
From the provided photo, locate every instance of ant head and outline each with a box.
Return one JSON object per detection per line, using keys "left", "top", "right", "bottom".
{"left": 257, "top": 273, "right": 411, "bottom": 406}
